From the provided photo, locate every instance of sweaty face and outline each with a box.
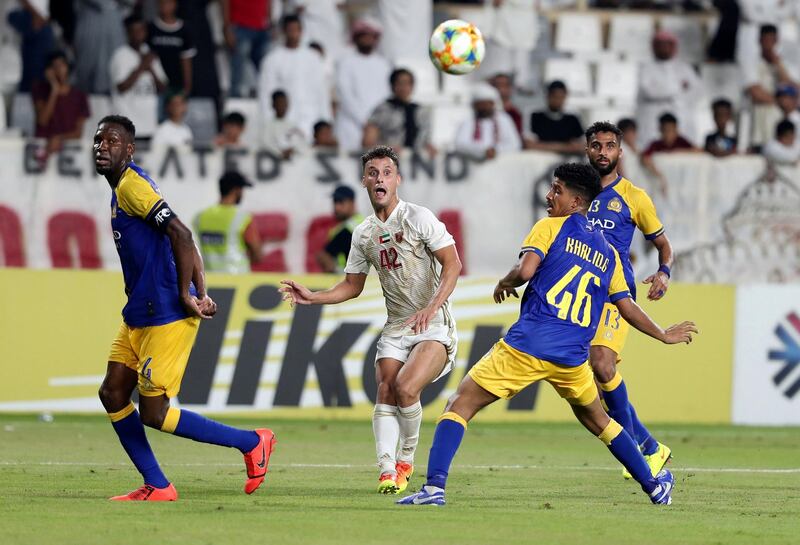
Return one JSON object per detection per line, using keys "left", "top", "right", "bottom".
{"left": 362, "top": 157, "right": 400, "bottom": 211}
{"left": 545, "top": 179, "right": 580, "bottom": 218}
{"left": 94, "top": 123, "right": 133, "bottom": 176}
{"left": 586, "top": 132, "right": 621, "bottom": 176}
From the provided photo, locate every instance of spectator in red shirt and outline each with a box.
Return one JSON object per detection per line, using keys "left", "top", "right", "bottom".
{"left": 223, "top": 0, "right": 270, "bottom": 97}
{"left": 642, "top": 112, "right": 698, "bottom": 194}
{"left": 32, "top": 50, "right": 90, "bottom": 155}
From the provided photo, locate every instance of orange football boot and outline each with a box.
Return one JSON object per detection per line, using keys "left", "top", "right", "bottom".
{"left": 395, "top": 461, "right": 414, "bottom": 493}
{"left": 110, "top": 483, "right": 178, "bottom": 501}
{"left": 243, "top": 428, "right": 277, "bottom": 494}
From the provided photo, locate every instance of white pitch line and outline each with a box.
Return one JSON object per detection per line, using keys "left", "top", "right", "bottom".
{"left": 0, "top": 461, "right": 798, "bottom": 474}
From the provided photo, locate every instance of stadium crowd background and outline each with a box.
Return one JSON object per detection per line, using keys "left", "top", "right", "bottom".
{"left": 3, "top": 1, "right": 800, "bottom": 168}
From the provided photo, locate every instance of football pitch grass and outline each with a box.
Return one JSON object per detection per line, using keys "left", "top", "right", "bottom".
{"left": 2, "top": 415, "right": 798, "bottom": 545}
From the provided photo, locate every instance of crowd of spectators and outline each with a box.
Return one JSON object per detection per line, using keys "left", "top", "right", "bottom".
{"left": 3, "top": 0, "right": 800, "bottom": 170}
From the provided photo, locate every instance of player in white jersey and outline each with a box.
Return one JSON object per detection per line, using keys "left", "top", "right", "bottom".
{"left": 280, "top": 146, "right": 462, "bottom": 494}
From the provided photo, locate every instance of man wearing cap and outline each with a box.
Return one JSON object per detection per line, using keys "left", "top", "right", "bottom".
{"left": 194, "top": 171, "right": 262, "bottom": 273}
{"left": 335, "top": 18, "right": 391, "bottom": 151}
{"left": 316, "top": 185, "right": 364, "bottom": 273}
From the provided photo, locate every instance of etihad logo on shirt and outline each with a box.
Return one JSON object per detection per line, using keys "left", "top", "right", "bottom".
{"left": 378, "top": 232, "right": 391, "bottom": 245}
{"left": 608, "top": 198, "right": 622, "bottom": 213}
{"left": 588, "top": 217, "right": 616, "bottom": 231}
{"left": 768, "top": 311, "right": 800, "bottom": 399}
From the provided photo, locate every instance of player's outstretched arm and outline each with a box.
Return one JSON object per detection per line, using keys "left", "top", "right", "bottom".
{"left": 166, "top": 217, "right": 214, "bottom": 319}
{"left": 493, "top": 251, "right": 541, "bottom": 303}
{"left": 280, "top": 273, "right": 367, "bottom": 306}
{"left": 614, "top": 297, "right": 698, "bottom": 344}
{"left": 403, "top": 245, "right": 462, "bottom": 334}
{"left": 643, "top": 233, "right": 674, "bottom": 301}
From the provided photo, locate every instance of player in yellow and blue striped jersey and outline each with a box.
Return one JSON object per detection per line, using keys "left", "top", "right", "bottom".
{"left": 585, "top": 121, "right": 675, "bottom": 479}
{"left": 398, "top": 163, "right": 697, "bottom": 507}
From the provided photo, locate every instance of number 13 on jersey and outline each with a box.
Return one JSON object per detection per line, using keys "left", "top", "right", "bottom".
{"left": 546, "top": 265, "right": 599, "bottom": 327}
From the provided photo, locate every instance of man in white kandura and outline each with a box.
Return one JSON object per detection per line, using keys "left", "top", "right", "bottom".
{"left": 280, "top": 145, "right": 461, "bottom": 494}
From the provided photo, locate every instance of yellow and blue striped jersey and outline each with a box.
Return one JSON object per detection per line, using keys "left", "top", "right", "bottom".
{"left": 587, "top": 175, "right": 663, "bottom": 299}
{"left": 111, "top": 163, "right": 195, "bottom": 327}
{"left": 504, "top": 214, "right": 630, "bottom": 366}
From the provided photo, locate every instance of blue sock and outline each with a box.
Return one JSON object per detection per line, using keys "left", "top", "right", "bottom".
{"left": 600, "top": 420, "right": 657, "bottom": 494}
{"left": 163, "top": 408, "right": 259, "bottom": 453}
{"left": 425, "top": 413, "right": 467, "bottom": 489}
{"left": 600, "top": 375, "right": 635, "bottom": 441}
{"left": 629, "top": 404, "right": 659, "bottom": 455}
{"left": 109, "top": 404, "right": 170, "bottom": 488}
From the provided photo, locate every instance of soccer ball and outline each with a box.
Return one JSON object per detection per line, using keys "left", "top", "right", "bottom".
{"left": 428, "top": 19, "right": 485, "bottom": 76}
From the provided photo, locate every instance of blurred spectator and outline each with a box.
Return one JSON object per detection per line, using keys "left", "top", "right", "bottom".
{"left": 704, "top": 99, "right": 738, "bottom": 157}
{"left": 290, "top": 0, "right": 346, "bottom": 63}
{"left": 642, "top": 113, "right": 698, "bottom": 193}
{"left": 335, "top": 18, "right": 391, "bottom": 152}
{"left": 7, "top": 0, "right": 55, "bottom": 93}
{"left": 363, "top": 68, "right": 432, "bottom": 153}
{"left": 149, "top": 0, "right": 195, "bottom": 96}
{"left": 489, "top": 72, "right": 523, "bottom": 139}
{"left": 152, "top": 92, "right": 193, "bottom": 147}
{"left": 259, "top": 14, "right": 331, "bottom": 141}
{"left": 215, "top": 111, "right": 246, "bottom": 147}
{"left": 526, "top": 80, "right": 584, "bottom": 154}
{"left": 313, "top": 120, "right": 338, "bottom": 148}
{"left": 194, "top": 171, "right": 262, "bottom": 273}
{"left": 618, "top": 118, "right": 639, "bottom": 154}
{"left": 776, "top": 84, "right": 800, "bottom": 126}
{"left": 110, "top": 15, "right": 167, "bottom": 141}
{"left": 49, "top": 0, "right": 75, "bottom": 47}
{"left": 222, "top": 0, "right": 270, "bottom": 98}
{"left": 637, "top": 30, "right": 702, "bottom": 147}
{"left": 72, "top": 0, "right": 125, "bottom": 94}
{"left": 479, "top": 0, "right": 539, "bottom": 89}
{"left": 376, "top": 0, "right": 432, "bottom": 65}
{"left": 707, "top": 0, "right": 740, "bottom": 63}
{"left": 745, "top": 24, "right": 799, "bottom": 149}
{"left": 316, "top": 185, "right": 363, "bottom": 273}
{"left": 179, "top": 0, "right": 222, "bottom": 126}
{"left": 32, "top": 51, "right": 90, "bottom": 155}
{"left": 763, "top": 119, "right": 800, "bottom": 165}
{"left": 261, "top": 90, "right": 307, "bottom": 158}
{"left": 454, "top": 83, "right": 521, "bottom": 160}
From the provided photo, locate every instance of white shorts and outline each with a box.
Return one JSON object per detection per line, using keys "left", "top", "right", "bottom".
{"left": 375, "top": 325, "right": 458, "bottom": 382}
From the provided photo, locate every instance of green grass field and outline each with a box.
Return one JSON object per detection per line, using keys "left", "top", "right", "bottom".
{"left": 1, "top": 415, "right": 798, "bottom": 545}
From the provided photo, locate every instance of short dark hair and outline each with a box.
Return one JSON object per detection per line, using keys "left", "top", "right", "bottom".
{"left": 776, "top": 119, "right": 795, "bottom": 137}
{"left": 659, "top": 112, "right": 678, "bottom": 125}
{"left": 712, "top": 98, "right": 733, "bottom": 111}
{"left": 554, "top": 163, "right": 601, "bottom": 206}
{"left": 585, "top": 121, "right": 623, "bottom": 143}
{"left": 46, "top": 50, "right": 68, "bottom": 68}
{"left": 361, "top": 145, "right": 400, "bottom": 171}
{"left": 760, "top": 24, "right": 778, "bottom": 37}
{"left": 282, "top": 14, "right": 301, "bottom": 30}
{"left": 390, "top": 68, "right": 414, "bottom": 87}
{"left": 272, "top": 90, "right": 287, "bottom": 101}
{"left": 313, "top": 120, "right": 332, "bottom": 135}
{"left": 98, "top": 115, "right": 136, "bottom": 139}
{"left": 547, "top": 80, "right": 567, "bottom": 94}
{"left": 123, "top": 14, "right": 143, "bottom": 28}
{"left": 223, "top": 111, "right": 246, "bottom": 126}
{"left": 618, "top": 118, "right": 637, "bottom": 132}
{"left": 219, "top": 170, "right": 252, "bottom": 196}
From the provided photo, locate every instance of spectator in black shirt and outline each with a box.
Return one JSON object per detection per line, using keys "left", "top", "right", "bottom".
{"left": 149, "top": 0, "right": 196, "bottom": 96}
{"left": 705, "top": 98, "right": 738, "bottom": 157}
{"left": 316, "top": 186, "right": 363, "bottom": 273}
{"left": 526, "top": 80, "right": 584, "bottom": 154}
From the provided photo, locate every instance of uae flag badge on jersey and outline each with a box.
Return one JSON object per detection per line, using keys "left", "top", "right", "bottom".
{"left": 379, "top": 232, "right": 391, "bottom": 244}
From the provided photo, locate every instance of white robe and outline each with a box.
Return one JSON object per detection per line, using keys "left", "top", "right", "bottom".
{"left": 334, "top": 48, "right": 391, "bottom": 151}
{"left": 637, "top": 58, "right": 702, "bottom": 147}
{"left": 258, "top": 45, "right": 332, "bottom": 141}
{"left": 454, "top": 111, "right": 522, "bottom": 159}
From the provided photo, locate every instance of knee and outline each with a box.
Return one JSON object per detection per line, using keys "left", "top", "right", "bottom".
{"left": 591, "top": 354, "right": 618, "bottom": 384}
{"left": 376, "top": 381, "right": 395, "bottom": 405}
{"left": 392, "top": 379, "right": 419, "bottom": 407}
{"left": 444, "top": 392, "right": 460, "bottom": 412}
{"left": 139, "top": 406, "right": 166, "bottom": 429}
{"left": 98, "top": 384, "right": 127, "bottom": 412}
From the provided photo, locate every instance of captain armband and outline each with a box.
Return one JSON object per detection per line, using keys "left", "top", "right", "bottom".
{"left": 146, "top": 201, "right": 177, "bottom": 232}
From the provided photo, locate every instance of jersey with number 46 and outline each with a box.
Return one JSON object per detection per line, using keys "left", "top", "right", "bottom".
{"left": 504, "top": 213, "right": 631, "bottom": 366}
{"left": 344, "top": 200, "right": 456, "bottom": 336}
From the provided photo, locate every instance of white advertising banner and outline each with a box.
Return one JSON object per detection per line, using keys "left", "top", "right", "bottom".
{"left": 732, "top": 285, "right": 800, "bottom": 425}
{"left": 0, "top": 137, "right": 798, "bottom": 281}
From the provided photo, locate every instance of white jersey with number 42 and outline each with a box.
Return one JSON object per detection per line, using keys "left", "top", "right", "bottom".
{"left": 344, "top": 200, "right": 456, "bottom": 336}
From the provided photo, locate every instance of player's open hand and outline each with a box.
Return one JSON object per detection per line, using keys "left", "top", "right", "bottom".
{"left": 493, "top": 283, "right": 519, "bottom": 304}
{"left": 662, "top": 321, "right": 698, "bottom": 344}
{"left": 279, "top": 280, "right": 315, "bottom": 306}
{"left": 402, "top": 306, "right": 438, "bottom": 334}
{"left": 643, "top": 271, "right": 670, "bottom": 301}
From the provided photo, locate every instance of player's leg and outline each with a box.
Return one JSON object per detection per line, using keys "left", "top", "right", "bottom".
{"left": 591, "top": 345, "right": 635, "bottom": 441}
{"left": 375, "top": 357, "right": 403, "bottom": 493}
{"left": 135, "top": 318, "right": 274, "bottom": 494}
